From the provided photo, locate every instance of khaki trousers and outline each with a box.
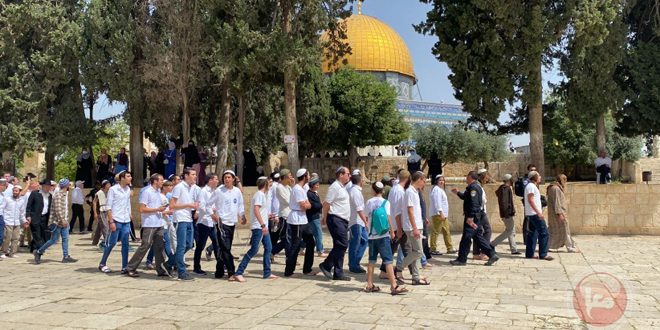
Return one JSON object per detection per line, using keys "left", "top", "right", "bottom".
{"left": 430, "top": 215, "right": 453, "bottom": 251}
{"left": 2, "top": 225, "right": 22, "bottom": 256}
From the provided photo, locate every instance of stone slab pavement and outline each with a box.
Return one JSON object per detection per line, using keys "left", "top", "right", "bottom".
{"left": 1, "top": 232, "right": 659, "bottom": 329}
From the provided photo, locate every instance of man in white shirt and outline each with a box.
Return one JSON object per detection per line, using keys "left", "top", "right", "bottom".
{"left": 524, "top": 171, "right": 553, "bottom": 261}
{"left": 126, "top": 174, "right": 170, "bottom": 277}
{"left": 168, "top": 168, "right": 199, "bottom": 281}
{"left": 211, "top": 170, "right": 245, "bottom": 280}
{"left": 595, "top": 150, "right": 612, "bottom": 184}
{"left": 319, "top": 167, "right": 352, "bottom": 281}
{"left": 398, "top": 171, "right": 430, "bottom": 285}
{"left": 98, "top": 171, "right": 133, "bottom": 273}
{"left": 0, "top": 179, "right": 6, "bottom": 252}
{"left": 92, "top": 180, "right": 111, "bottom": 249}
{"left": 69, "top": 180, "right": 86, "bottom": 234}
{"left": 429, "top": 174, "right": 455, "bottom": 255}
{"left": 379, "top": 169, "right": 409, "bottom": 280}
{"left": 347, "top": 172, "right": 368, "bottom": 274}
{"left": 193, "top": 174, "right": 220, "bottom": 275}
{"left": 2, "top": 185, "right": 27, "bottom": 258}
{"left": 272, "top": 169, "right": 293, "bottom": 257}
{"left": 284, "top": 169, "right": 316, "bottom": 277}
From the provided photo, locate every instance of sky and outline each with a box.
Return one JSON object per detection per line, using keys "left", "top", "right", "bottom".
{"left": 93, "top": 0, "right": 563, "bottom": 147}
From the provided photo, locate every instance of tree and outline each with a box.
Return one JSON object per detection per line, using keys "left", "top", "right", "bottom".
{"left": 559, "top": 0, "right": 626, "bottom": 152}
{"left": 615, "top": 0, "right": 660, "bottom": 137}
{"left": 326, "top": 67, "right": 409, "bottom": 167}
{"left": 413, "top": 124, "right": 508, "bottom": 169}
{"left": 416, "top": 0, "right": 575, "bottom": 179}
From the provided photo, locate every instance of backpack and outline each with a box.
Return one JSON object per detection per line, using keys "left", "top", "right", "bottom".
{"left": 514, "top": 177, "right": 528, "bottom": 197}
{"left": 371, "top": 199, "right": 390, "bottom": 236}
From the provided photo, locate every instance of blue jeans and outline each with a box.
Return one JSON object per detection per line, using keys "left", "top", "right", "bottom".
{"left": 348, "top": 224, "right": 368, "bottom": 272}
{"left": 38, "top": 223, "right": 70, "bottom": 258}
{"left": 100, "top": 222, "right": 131, "bottom": 269}
{"left": 169, "top": 222, "right": 193, "bottom": 276}
{"left": 525, "top": 215, "right": 549, "bottom": 259}
{"left": 236, "top": 229, "right": 273, "bottom": 278}
{"left": 147, "top": 227, "right": 173, "bottom": 265}
{"left": 368, "top": 237, "right": 393, "bottom": 264}
{"left": 309, "top": 218, "right": 324, "bottom": 253}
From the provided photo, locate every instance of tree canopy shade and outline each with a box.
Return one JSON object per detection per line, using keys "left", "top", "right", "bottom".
{"left": 415, "top": 0, "right": 575, "bottom": 178}
{"left": 413, "top": 124, "right": 508, "bottom": 168}
{"left": 326, "top": 67, "right": 409, "bottom": 166}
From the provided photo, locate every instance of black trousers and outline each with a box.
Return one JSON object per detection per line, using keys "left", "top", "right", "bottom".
{"left": 271, "top": 217, "right": 287, "bottom": 255}
{"left": 473, "top": 213, "right": 492, "bottom": 255}
{"left": 285, "top": 223, "right": 315, "bottom": 276}
{"left": 194, "top": 224, "right": 218, "bottom": 271}
{"left": 86, "top": 205, "right": 94, "bottom": 231}
{"left": 69, "top": 204, "right": 85, "bottom": 232}
{"left": 457, "top": 214, "right": 494, "bottom": 263}
{"left": 422, "top": 220, "right": 432, "bottom": 259}
{"left": 215, "top": 223, "right": 236, "bottom": 278}
{"left": 321, "top": 215, "right": 349, "bottom": 278}
{"left": 129, "top": 219, "right": 137, "bottom": 241}
{"left": 30, "top": 221, "right": 48, "bottom": 252}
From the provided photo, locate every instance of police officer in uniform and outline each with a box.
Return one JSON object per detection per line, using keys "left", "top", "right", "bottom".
{"left": 449, "top": 171, "right": 500, "bottom": 266}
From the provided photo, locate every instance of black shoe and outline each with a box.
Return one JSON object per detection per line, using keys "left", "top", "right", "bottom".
{"left": 430, "top": 250, "right": 443, "bottom": 256}
{"left": 449, "top": 260, "right": 466, "bottom": 266}
{"left": 511, "top": 251, "right": 522, "bottom": 255}
{"left": 62, "top": 256, "right": 78, "bottom": 263}
{"left": 333, "top": 275, "right": 351, "bottom": 281}
{"left": 126, "top": 270, "right": 140, "bottom": 277}
{"left": 157, "top": 272, "right": 171, "bottom": 277}
{"left": 193, "top": 269, "right": 207, "bottom": 275}
{"left": 121, "top": 269, "right": 128, "bottom": 275}
{"left": 319, "top": 263, "right": 332, "bottom": 279}
{"left": 178, "top": 273, "right": 194, "bottom": 281}
{"left": 214, "top": 273, "right": 225, "bottom": 279}
{"left": 484, "top": 254, "right": 500, "bottom": 266}
{"left": 349, "top": 268, "right": 366, "bottom": 274}
{"left": 33, "top": 251, "right": 42, "bottom": 264}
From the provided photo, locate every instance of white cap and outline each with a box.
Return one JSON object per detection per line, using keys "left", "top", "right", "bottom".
{"left": 352, "top": 169, "right": 361, "bottom": 176}
{"left": 296, "top": 168, "right": 307, "bottom": 178}
{"left": 478, "top": 168, "right": 488, "bottom": 175}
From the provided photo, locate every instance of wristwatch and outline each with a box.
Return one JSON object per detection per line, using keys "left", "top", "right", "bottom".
{"left": 260, "top": 224, "right": 266, "bottom": 228}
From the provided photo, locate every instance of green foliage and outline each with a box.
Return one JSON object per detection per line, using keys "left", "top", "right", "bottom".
{"left": 413, "top": 124, "right": 508, "bottom": 166}
{"left": 325, "top": 67, "right": 409, "bottom": 151}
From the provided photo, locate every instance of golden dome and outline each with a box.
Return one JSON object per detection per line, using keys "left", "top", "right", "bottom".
{"left": 321, "top": 14, "right": 416, "bottom": 81}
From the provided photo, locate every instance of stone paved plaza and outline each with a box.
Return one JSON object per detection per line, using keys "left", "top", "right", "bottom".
{"left": 1, "top": 232, "right": 659, "bottom": 329}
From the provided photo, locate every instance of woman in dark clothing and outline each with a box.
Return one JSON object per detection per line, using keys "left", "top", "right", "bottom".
{"left": 76, "top": 149, "right": 94, "bottom": 188}
{"left": 97, "top": 149, "right": 111, "bottom": 181}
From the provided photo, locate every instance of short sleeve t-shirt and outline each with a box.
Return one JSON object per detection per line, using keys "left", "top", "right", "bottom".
{"left": 325, "top": 181, "right": 350, "bottom": 221}
{"left": 171, "top": 182, "right": 194, "bottom": 223}
{"left": 387, "top": 184, "right": 405, "bottom": 231}
{"left": 287, "top": 184, "right": 308, "bottom": 225}
{"left": 140, "top": 186, "right": 163, "bottom": 228}
{"left": 365, "top": 196, "right": 390, "bottom": 239}
{"left": 524, "top": 183, "right": 542, "bottom": 216}
{"left": 402, "top": 186, "right": 422, "bottom": 232}
{"left": 348, "top": 186, "right": 365, "bottom": 227}
{"left": 250, "top": 190, "right": 270, "bottom": 230}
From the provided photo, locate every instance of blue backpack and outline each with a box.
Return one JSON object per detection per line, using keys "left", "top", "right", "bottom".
{"left": 371, "top": 199, "right": 390, "bottom": 235}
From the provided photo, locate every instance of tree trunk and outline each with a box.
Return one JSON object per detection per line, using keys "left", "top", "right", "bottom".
{"left": 236, "top": 93, "right": 246, "bottom": 179}
{"left": 215, "top": 75, "right": 232, "bottom": 174}
{"left": 182, "top": 93, "right": 190, "bottom": 146}
{"left": 282, "top": 0, "right": 300, "bottom": 171}
{"left": 129, "top": 111, "right": 144, "bottom": 187}
{"left": 45, "top": 149, "right": 55, "bottom": 180}
{"left": 652, "top": 135, "right": 660, "bottom": 158}
{"left": 596, "top": 113, "right": 606, "bottom": 153}
{"left": 87, "top": 90, "right": 97, "bottom": 185}
{"left": 528, "top": 56, "right": 545, "bottom": 182}
{"left": 348, "top": 145, "right": 359, "bottom": 170}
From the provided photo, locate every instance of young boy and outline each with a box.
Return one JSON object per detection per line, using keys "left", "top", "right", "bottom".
{"left": 232, "top": 177, "right": 278, "bottom": 282}
{"left": 364, "top": 182, "right": 408, "bottom": 295}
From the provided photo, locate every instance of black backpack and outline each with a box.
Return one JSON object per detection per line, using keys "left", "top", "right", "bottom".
{"left": 514, "top": 177, "right": 527, "bottom": 197}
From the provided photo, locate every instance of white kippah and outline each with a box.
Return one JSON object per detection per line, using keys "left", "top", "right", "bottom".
{"left": 352, "top": 169, "right": 361, "bottom": 176}
{"left": 375, "top": 182, "right": 384, "bottom": 189}
{"left": 296, "top": 168, "right": 307, "bottom": 178}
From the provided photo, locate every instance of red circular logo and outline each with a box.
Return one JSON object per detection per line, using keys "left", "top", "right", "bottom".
{"left": 573, "top": 272, "right": 627, "bottom": 327}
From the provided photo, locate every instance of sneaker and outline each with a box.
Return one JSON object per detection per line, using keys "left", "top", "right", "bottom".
{"left": 205, "top": 249, "right": 212, "bottom": 261}
{"left": 120, "top": 269, "right": 128, "bottom": 275}
{"left": 0, "top": 254, "right": 8, "bottom": 259}
{"left": 319, "top": 263, "right": 332, "bottom": 279}
{"left": 178, "top": 273, "right": 194, "bottom": 281}
{"left": 99, "top": 265, "right": 111, "bottom": 273}
{"left": 193, "top": 269, "right": 207, "bottom": 275}
{"left": 449, "top": 260, "right": 466, "bottom": 266}
{"left": 484, "top": 254, "right": 500, "bottom": 266}
{"left": 447, "top": 249, "right": 458, "bottom": 254}
{"left": 332, "top": 275, "right": 351, "bottom": 281}
{"left": 430, "top": 250, "right": 443, "bottom": 256}
{"left": 62, "top": 256, "right": 78, "bottom": 263}
{"left": 33, "top": 251, "right": 42, "bottom": 264}
{"left": 349, "top": 268, "right": 366, "bottom": 274}
{"left": 145, "top": 263, "right": 155, "bottom": 270}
